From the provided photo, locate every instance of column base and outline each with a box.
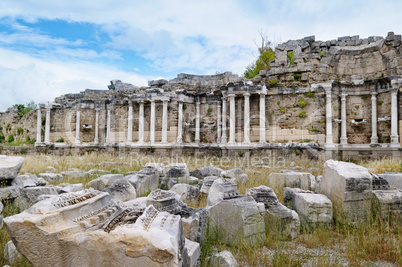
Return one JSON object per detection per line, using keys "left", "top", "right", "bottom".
{"left": 325, "top": 143, "right": 336, "bottom": 149}
{"left": 221, "top": 137, "right": 227, "bottom": 144}
{"left": 340, "top": 137, "right": 348, "bottom": 145}
{"left": 370, "top": 136, "right": 378, "bottom": 144}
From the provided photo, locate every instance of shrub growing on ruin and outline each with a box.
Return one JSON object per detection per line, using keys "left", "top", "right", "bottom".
{"left": 7, "top": 134, "right": 14, "bottom": 143}
{"left": 0, "top": 133, "right": 4, "bottom": 142}
{"left": 13, "top": 101, "right": 36, "bottom": 120}
{"left": 269, "top": 79, "right": 278, "bottom": 87}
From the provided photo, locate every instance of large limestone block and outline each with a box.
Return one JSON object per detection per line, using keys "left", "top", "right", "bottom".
{"left": 0, "top": 186, "right": 19, "bottom": 202}
{"left": 223, "top": 168, "right": 248, "bottom": 185}
{"left": 103, "top": 179, "right": 136, "bottom": 202}
{"left": 200, "top": 176, "right": 220, "bottom": 194}
{"left": 61, "top": 169, "right": 88, "bottom": 179}
{"left": 319, "top": 160, "right": 373, "bottom": 221}
{"left": 207, "top": 178, "right": 240, "bottom": 207}
{"left": 294, "top": 192, "right": 333, "bottom": 224}
{"left": 18, "top": 186, "right": 59, "bottom": 211}
{"left": 268, "top": 171, "right": 315, "bottom": 193}
{"left": 378, "top": 173, "right": 402, "bottom": 189}
{"left": 371, "top": 190, "right": 402, "bottom": 220}
{"left": 246, "top": 186, "right": 300, "bottom": 240}
{"left": 184, "top": 238, "right": 200, "bottom": 267}
{"left": 39, "top": 173, "right": 64, "bottom": 183}
{"left": 4, "top": 190, "right": 192, "bottom": 267}
{"left": 12, "top": 174, "right": 41, "bottom": 188}
{"left": 170, "top": 183, "right": 199, "bottom": 202}
{"left": 87, "top": 174, "right": 124, "bottom": 191}
{"left": 125, "top": 167, "right": 159, "bottom": 196}
{"left": 0, "top": 155, "right": 24, "bottom": 180}
{"left": 207, "top": 196, "right": 265, "bottom": 246}
{"left": 59, "top": 183, "right": 84, "bottom": 193}
{"left": 144, "top": 163, "right": 165, "bottom": 177}
{"left": 181, "top": 208, "right": 208, "bottom": 243}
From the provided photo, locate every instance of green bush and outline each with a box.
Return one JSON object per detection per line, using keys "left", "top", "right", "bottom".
{"left": 207, "top": 107, "right": 212, "bottom": 116}
{"left": 244, "top": 48, "right": 275, "bottom": 79}
{"left": 269, "top": 79, "right": 278, "bottom": 87}
{"left": 7, "top": 134, "right": 14, "bottom": 143}
{"left": 306, "top": 91, "right": 315, "bottom": 97}
{"left": 310, "top": 127, "right": 320, "bottom": 132}
{"left": 17, "top": 127, "right": 24, "bottom": 135}
{"left": 56, "top": 137, "right": 65, "bottom": 143}
{"left": 0, "top": 133, "right": 4, "bottom": 142}
{"left": 280, "top": 108, "right": 286, "bottom": 113}
{"left": 293, "top": 73, "right": 301, "bottom": 81}
{"left": 14, "top": 101, "right": 36, "bottom": 120}
{"left": 298, "top": 97, "right": 310, "bottom": 108}
{"left": 298, "top": 111, "right": 306, "bottom": 118}
{"left": 319, "top": 51, "right": 326, "bottom": 58}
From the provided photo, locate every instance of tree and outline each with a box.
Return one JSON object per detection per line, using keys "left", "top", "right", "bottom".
{"left": 244, "top": 32, "right": 276, "bottom": 79}
{"left": 14, "top": 101, "right": 37, "bottom": 119}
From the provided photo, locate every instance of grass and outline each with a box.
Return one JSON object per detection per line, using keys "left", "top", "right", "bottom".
{"left": 0, "top": 154, "right": 401, "bottom": 266}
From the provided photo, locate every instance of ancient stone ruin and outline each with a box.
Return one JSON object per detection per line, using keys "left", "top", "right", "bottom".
{"left": 1, "top": 33, "right": 401, "bottom": 159}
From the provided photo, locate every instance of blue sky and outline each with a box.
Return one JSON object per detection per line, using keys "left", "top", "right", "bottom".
{"left": 0, "top": 0, "right": 401, "bottom": 111}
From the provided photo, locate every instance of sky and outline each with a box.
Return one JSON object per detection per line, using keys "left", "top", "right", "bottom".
{"left": 0, "top": 0, "right": 401, "bottom": 111}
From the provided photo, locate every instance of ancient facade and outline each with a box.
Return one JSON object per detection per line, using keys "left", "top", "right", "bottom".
{"left": 1, "top": 33, "right": 401, "bottom": 158}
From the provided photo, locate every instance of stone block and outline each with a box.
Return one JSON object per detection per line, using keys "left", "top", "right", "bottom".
{"left": 61, "top": 169, "right": 88, "bottom": 179}
{"left": 223, "top": 168, "right": 248, "bottom": 185}
{"left": 0, "top": 155, "right": 24, "bottom": 180}
{"left": 170, "top": 183, "right": 199, "bottom": 202}
{"left": 207, "top": 196, "right": 265, "bottom": 246}
{"left": 4, "top": 241, "right": 22, "bottom": 265}
{"left": 371, "top": 190, "right": 402, "bottom": 220}
{"left": 181, "top": 208, "right": 208, "bottom": 243}
{"left": 165, "top": 163, "right": 190, "bottom": 189}
{"left": 319, "top": 160, "right": 373, "bottom": 222}
{"left": 39, "top": 173, "right": 64, "bottom": 183}
{"left": 189, "top": 165, "right": 223, "bottom": 178}
{"left": 59, "top": 183, "right": 84, "bottom": 193}
{"left": 378, "top": 173, "right": 402, "bottom": 189}
{"left": 144, "top": 162, "right": 165, "bottom": 176}
{"left": 246, "top": 186, "right": 300, "bottom": 239}
{"left": 268, "top": 171, "right": 315, "bottom": 194}
{"left": 210, "top": 250, "right": 239, "bottom": 267}
{"left": 0, "top": 186, "right": 19, "bottom": 202}
{"left": 12, "top": 174, "right": 41, "bottom": 188}
{"left": 207, "top": 178, "right": 240, "bottom": 207}
{"left": 294, "top": 192, "right": 333, "bottom": 225}
{"left": 184, "top": 238, "right": 201, "bottom": 267}
{"left": 87, "top": 174, "right": 124, "bottom": 191}
{"left": 103, "top": 179, "right": 136, "bottom": 202}
{"left": 200, "top": 176, "right": 220, "bottom": 194}
{"left": 125, "top": 167, "right": 159, "bottom": 196}
{"left": 18, "top": 186, "right": 59, "bottom": 211}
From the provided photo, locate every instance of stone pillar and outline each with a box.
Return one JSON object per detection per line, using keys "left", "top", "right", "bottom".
{"left": 221, "top": 96, "right": 227, "bottom": 144}
{"left": 370, "top": 92, "right": 378, "bottom": 144}
{"left": 228, "top": 94, "right": 236, "bottom": 145}
{"left": 259, "top": 93, "right": 266, "bottom": 143}
{"left": 340, "top": 92, "right": 348, "bottom": 145}
{"left": 150, "top": 100, "right": 155, "bottom": 144}
{"left": 217, "top": 101, "right": 221, "bottom": 143}
{"left": 390, "top": 81, "right": 399, "bottom": 147}
{"left": 177, "top": 101, "right": 183, "bottom": 144}
{"left": 35, "top": 107, "right": 41, "bottom": 144}
{"left": 195, "top": 101, "right": 200, "bottom": 143}
{"left": 127, "top": 101, "right": 133, "bottom": 142}
{"left": 324, "top": 85, "right": 334, "bottom": 147}
{"left": 74, "top": 107, "right": 81, "bottom": 145}
{"left": 94, "top": 108, "right": 99, "bottom": 144}
{"left": 161, "top": 100, "right": 168, "bottom": 143}
{"left": 138, "top": 100, "right": 144, "bottom": 143}
{"left": 44, "top": 103, "right": 51, "bottom": 143}
{"left": 243, "top": 93, "right": 250, "bottom": 144}
{"left": 105, "top": 108, "right": 111, "bottom": 145}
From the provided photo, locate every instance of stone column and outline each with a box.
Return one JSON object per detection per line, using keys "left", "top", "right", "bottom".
{"left": 127, "top": 101, "right": 133, "bottom": 142}
{"left": 105, "top": 108, "right": 111, "bottom": 145}
{"left": 390, "top": 81, "right": 399, "bottom": 147}
{"left": 177, "top": 101, "right": 183, "bottom": 144}
{"left": 161, "top": 100, "right": 168, "bottom": 143}
{"left": 228, "top": 94, "right": 236, "bottom": 145}
{"left": 243, "top": 93, "right": 251, "bottom": 144}
{"left": 259, "top": 92, "right": 266, "bottom": 143}
{"left": 44, "top": 103, "right": 51, "bottom": 143}
{"left": 150, "top": 100, "right": 155, "bottom": 144}
{"left": 324, "top": 85, "right": 334, "bottom": 147}
{"left": 35, "top": 107, "right": 41, "bottom": 144}
{"left": 221, "top": 96, "right": 227, "bottom": 144}
{"left": 195, "top": 101, "right": 200, "bottom": 143}
{"left": 340, "top": 92, "right": 348, "bottom": 145}
{"left": 74, "top": 107, "right": 81, "bottom": 145}
{"left": 138, "top": 100, "right": 144, "bottom": 143}
{"left": 94, "top": 108, "right": 99, "bottom": 144}
{"left": 370, "top": 92, "right": 378, "bottom": 144}
{"left": 217, "top": 101, "right": 221, "bottom": 143}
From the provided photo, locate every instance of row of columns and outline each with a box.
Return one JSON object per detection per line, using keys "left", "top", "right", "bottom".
{"left": 325, "top": 85, "right": 399, "bottom": 147}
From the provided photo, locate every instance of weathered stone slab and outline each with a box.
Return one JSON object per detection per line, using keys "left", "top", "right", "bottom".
{"left": 12, "top": 174, "right": 41, "bottom": 188}
{"left": 0, "top": 155, "right": 24, "bottom": 180}
{"left": 87, "top": 174, "right": 124, "bottom": 191}
{"left": 61, "top": 169, "right": 88, "bottom": 179}
{"left": 184, "top": 238, "right": 200, "bottom": 267}
{"left": 103, "top": 179, "right": 136, "bottom": 202}
{"left": 200, "top": 176, "right": 220, "bottom": 194}
{"left": 170, "top": 183, "right": 199, "bottom": 202}
{"left": 319, "top": 160, "right": 373, "bottom": 222}
{"left": 181, "top": 208, "right": 208, "bottom": 243}
{"left": 371, "top": 190, "right": 402, "bottom": 220}
{"left": 378, "top": 173, "right": 402, "bottom": 189}
{"left": 0, "top": 186, "right": 19, "bottom": 202}
{"left": 39, "top": 173, "right": 64, "bottom": 183}
{"left": 268, "top": 171, "right": 315, "bottom": 194}
{"left": 144, "top": 162, "right": 165, "bottom": 177}
{"left": 59, "top": 183, "right": 84, "bottom": 193}
{"left": 207, "top": 196, "right": 265, "bottom": 246}
{"left": 223, "top": 168, "right": 248, "bottom": 185}
{"left": 5, "top": 190, "right": 191, "bottom": 267}
{"left": 190, "top": 165, "right": 223, "bottom": 178}
{"left": 207, "top": 178, "right": 240, "bottom": 207}
{"left": 246, "top": 186, "right": 300, "bottom": 239}
{"left": 17, "top": 186, "right": 59, "bottom": 210}
{"left": 164, "top": 163, "right": 190, "bottom": 189}
{"left": 284, "top": 187, "right": 313, "bottom": 210}
{"left": 125, "top": 167, "right": 159, "bottom": 196}
{"left": 294, "top": 192, "right": 333, "bottom": 225}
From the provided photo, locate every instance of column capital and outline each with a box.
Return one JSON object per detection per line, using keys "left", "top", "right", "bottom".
{"left": 340, "top": 93, "right": 348, "bottom": 100}
{"left": 128, "top": 100, "right": 133, "bottom": 107}
{"left": 243, "top": 92, "right": 251, "bottom": 97}
{"left": 228, "top": 93, "right": 236, "bottom": 98}
{"left": 137, "top": 99, "right": 144, "bottom": 104}
{"left": 391, "top": 79, "right": 400, "bottom": 90}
